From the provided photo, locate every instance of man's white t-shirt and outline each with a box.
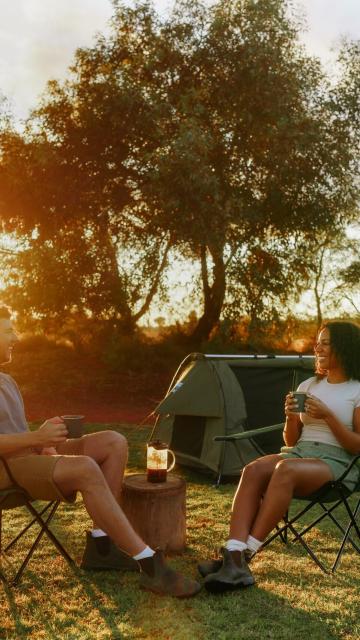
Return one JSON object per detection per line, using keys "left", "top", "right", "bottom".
{"left": 297, "top": 376, "right": 360, "bottom": 448}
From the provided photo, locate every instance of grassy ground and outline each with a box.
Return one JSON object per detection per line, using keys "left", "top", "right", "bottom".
{"left": 1, "top": 424, "right": 359, "bottom": 640}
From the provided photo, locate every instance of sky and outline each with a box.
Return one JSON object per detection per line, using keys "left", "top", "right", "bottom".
{"left": 0, "top": 0, "right": 359, "bottom": 123}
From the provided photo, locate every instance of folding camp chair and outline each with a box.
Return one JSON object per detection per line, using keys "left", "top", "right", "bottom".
{"left": 214, "top": 426, "right": 360, "bottom": 573}
{"left": 0, "top": 456, "right": 75, "bottom": 586}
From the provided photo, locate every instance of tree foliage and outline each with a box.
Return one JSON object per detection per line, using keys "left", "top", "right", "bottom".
{"left": 0, "top": 0, "right": 359, "bottom": 341}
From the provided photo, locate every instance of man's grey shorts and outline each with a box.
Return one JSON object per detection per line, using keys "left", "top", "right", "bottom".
{"left": 280, "top": 441, "right": 359, "bottom": 491}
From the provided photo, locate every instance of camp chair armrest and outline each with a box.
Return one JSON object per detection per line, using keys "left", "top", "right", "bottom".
{"left": 214, "top": 422, "right": 285, "bottom": 442}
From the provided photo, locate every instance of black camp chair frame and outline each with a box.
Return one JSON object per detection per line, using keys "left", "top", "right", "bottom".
{"left": 214, "top": 426, "right": 360, "bottom": 573}
{"left": 261, "top": 468, "right": 360, "bottom": 573}
{"left": 0, "top": 456, "right": 75, "bottom": 586}
{"left": 214, "top": 422, "right": 285, "bottom": 486}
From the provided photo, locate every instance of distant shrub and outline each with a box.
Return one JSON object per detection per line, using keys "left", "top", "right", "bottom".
{"left": 101, "top": 332, "right": 188, "bottom": 373}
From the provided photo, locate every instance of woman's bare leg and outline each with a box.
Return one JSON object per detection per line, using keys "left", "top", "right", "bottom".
{"left": 229, "top": 454, "right": 283, "bottom": 541}
{"left": 250, "top": 457, "right": 333, "bottom": 541}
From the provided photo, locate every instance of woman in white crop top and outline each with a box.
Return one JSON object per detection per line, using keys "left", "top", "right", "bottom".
{"left": 201, "top": 321, "right": 360, "bottom": 593}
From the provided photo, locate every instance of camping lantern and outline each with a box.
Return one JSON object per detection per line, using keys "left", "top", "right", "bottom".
{"left": 147, "top": 440, "right": 175, "bottom": 483}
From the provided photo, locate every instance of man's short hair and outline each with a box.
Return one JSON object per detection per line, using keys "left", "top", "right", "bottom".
{"left": 0, "top": 305, "right": 11, "bottom": 320}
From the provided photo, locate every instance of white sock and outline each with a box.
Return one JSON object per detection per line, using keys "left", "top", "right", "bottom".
{"left": 133, "top": 546, "right": 155, "bottom": 561}
{"left": 246, "top": 535, "right": 263, "bottom": 554}
{"left": 225, "top": 538, "right": 248, "bottom": 552}
{"left": 91, "top": 528, "right": 107, "bottom": 538}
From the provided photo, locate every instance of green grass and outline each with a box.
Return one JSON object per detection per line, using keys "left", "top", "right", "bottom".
{"left": 1, "top": 424, "right": 359, "bottom": 640}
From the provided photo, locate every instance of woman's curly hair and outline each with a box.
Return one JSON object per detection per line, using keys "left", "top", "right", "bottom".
{"left": 316, "top": 321, "right": 360, "bottom": 381}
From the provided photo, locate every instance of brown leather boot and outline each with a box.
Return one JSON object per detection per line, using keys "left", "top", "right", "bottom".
{"left": 139, "top": 550, "right": 201, "bottom": 598}
{"left": 80, "top": 532, "right": 139, "bottom": 571}
{"left": 204, "top": 548, "right": 255, "bottom": 593}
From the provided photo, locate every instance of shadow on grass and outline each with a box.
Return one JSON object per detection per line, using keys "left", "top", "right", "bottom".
{"left": 2, "top": 584, "right": 34, "bottom": 638}
{"left": 2, "top": 559, "right": 354, "bottom": 640}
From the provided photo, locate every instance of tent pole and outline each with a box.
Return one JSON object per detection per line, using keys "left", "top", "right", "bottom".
{"left": 149, "top": 353, "right": 204, "bottom": 442}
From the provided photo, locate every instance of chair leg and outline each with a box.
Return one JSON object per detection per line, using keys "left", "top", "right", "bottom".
{"left": 262, "top": 502, "right": 334, "bottom": 572}
{"left": 332, "top": 497, "right": 360, "bottom": 573}
{"left": 285, "top": 520, "right": 330, "bottom": 573}
{"left": 262, "top": 500, "right": 318, "bottom": 550}
{"left": 263, "top": 492, "right": 360, "bottom": 574}
{"left": 1, "top": 500, "right": 75, "bottom": 586}
{"left": 341, "top": 495, "right": 360, "bottom": 541}
{"left": 11, "top": 502, "right": 59, "bottom": 586}
{"left": 23, "top": 501, "right": 75, "bottom": 565}
{"left": 4, "top": 501, "right": 54, "bottom": 553}
{"left": 279, "top": 511, "right": 289, "bottom": 544}
{"left": 291, "top": 499, "right": 360, "bottom": 551}
{"left": 317, "top": 502, "right": 360, "bottom": 554}
{"left": 293, "top": 499, "right": 343, "bottom": 540}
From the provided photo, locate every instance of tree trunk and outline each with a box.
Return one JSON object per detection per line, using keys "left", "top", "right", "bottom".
{"left": 314, "top": 284, "right": 323, "bottom": 330}
{"left": 121, "top": 474, "right": 186, "bottom": 552}
{"left": 313, "top": 245, "right": 325, "bottom": 329}
{"left": 99, "top": 217, "right": 135, "bottom": 332}
{"left": 189, "top": 243, "right": 226, "bottom": 343}
{"left": 133, "top": 238, "right": 171, "bottom": 322}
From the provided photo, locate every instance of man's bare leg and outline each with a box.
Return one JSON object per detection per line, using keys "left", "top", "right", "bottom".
{"left": 53, "top": 454, "right": 144, "bottom": 555}
{"left": 57, "top": 430, "right": 127, "bottom": 502}
{"left": 57, "top": 430, "right": 128, "bottom": 530}
{"left": 52, "top": 455, "right": 201, "bottom": 597}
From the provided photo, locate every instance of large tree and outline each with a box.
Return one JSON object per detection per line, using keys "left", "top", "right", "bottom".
{"left": 0, "top": 4, "right": 171, "bottom": 334}
{"left": 0, "top": 0, "right": 358, "bottom": 341}
{"left": 140, "top": 0, "right": 359, "bottom": 341}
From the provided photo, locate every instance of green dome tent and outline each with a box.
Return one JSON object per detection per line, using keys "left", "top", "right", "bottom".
{"left": 152, "top": 353, "right": 315, "bottom": 482}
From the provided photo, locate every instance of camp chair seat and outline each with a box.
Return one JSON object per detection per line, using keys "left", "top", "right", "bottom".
{"left": 214, "top": 427, "right": 360, "bottom": 573}
{"left": 0, "top": 458, "right": 75, "bottom": 586}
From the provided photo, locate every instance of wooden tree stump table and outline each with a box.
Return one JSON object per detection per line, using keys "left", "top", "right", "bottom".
{"left": 121, "top": 474, "right": 186, "bottom": 553}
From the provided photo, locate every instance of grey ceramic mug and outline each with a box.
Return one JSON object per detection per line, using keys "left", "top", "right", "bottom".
{"left": 292, "top": 392, "right": 308, "bottom": 413}
{"left": 61, "top": 415, "right": 85, "bottom": 438}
